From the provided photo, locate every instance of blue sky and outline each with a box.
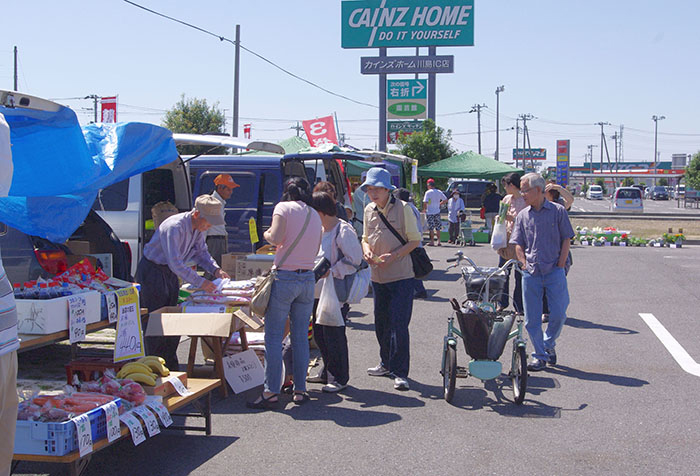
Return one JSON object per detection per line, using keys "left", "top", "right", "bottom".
{"left": 2, "top": 0, "right": 699, "bottom": 166}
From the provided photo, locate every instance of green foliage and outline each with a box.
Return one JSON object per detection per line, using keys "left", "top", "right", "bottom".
{"left": 582, "top": 183, "right": 589, "bottom": 193}
{"left": 621, "top": 177, "right": 634, "bottom": 187}
{"left": 657, "top": 177, "right": 668, "bottom": 186}
{"left": 396, "top": 119, "right": 456, "bottom": 167}
{"left": 594, "top": 177, "right": 607, "bottom": 195}
{"left": 163, "top": 95, "right": 228, "bottom": 155}
{"left": 683, "top": 151, "right": 700, "bottom": 190}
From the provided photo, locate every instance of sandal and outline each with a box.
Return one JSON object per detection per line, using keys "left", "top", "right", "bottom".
{"left": 281, "top": 382, "right": 294, "bottom": 394}
{"left": 246, "top": 393, "right": 278, "bottom": 410}
{"left": 293, "top": 392, "right": 310, "bottom": 405}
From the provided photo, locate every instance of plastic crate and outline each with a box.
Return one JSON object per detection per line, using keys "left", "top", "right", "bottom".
{"left": 14, "top": 398, "right": 122, "bottom": 456}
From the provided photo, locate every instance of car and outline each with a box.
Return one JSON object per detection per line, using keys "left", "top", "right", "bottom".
{"left": 650, "top": 185, "right": 669, "bottom": 200}
{"left": 442, "top": 179, "right": 491, "bottom": 209}
{"left": 0, "top": 210, "right": 131, "bottom": 286}
{"left": 675, "top": 184, "right": 686, "bottom": 198}
{"left": 586, "top": 185, "right": 604, "bottom": 200}
{"left": 610, "top": 187, "right": 643, "bottom": 213}
{"left": 631, "top": 184, "right": 646, "bottom": 197}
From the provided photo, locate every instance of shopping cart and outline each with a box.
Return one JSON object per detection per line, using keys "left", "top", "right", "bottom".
{"left": 440, "top": 251, "right": 527, "bottom": 404}
{"left": 456, "top": 210, "right": 475, "bottom": 247}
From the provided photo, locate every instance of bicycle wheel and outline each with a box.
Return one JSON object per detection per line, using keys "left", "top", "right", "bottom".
{"left": 511, "top": 345, "right": 527, "bottom": 405}
{"left": 444, "top": 345, "right": 457, "bottom": 402}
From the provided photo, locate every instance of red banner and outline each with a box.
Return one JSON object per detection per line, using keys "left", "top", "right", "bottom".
{"left": 302, "top": 115, "right": 338, "bottom": 148}
{"left": 100, "top": 96, "right": 117, "bottom": 123}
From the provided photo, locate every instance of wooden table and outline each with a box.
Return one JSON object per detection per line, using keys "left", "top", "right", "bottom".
{"left": 12, "top": 378, "right": 221, "bottom": 476}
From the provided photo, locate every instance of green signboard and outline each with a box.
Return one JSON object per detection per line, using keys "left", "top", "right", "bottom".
{"left": 341, "top": 0, "right": 475, "bottom": 49}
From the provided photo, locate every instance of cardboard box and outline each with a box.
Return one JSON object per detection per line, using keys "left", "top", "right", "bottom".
{"left": 220, "top": 253, "right": 244, "bottom": 278}
{"left": 142, "top": 371, "right": 188, "bottom": 396}
{"left": 65, "top": 240, "right": 92, "bottom": 255}
{"left": 146, "top": 306, "right": 263, "bottom": 338}
{"left": 16, "top": 291, "right": 102, "bottom": 334}
{"left": 235, "top": 254, "right": 274, "bottom": 280}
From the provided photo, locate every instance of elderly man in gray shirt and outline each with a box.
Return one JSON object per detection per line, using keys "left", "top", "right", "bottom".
{"left": 135, "top": 194, "right": 230, "bottom": 369}
{"left": 511, "top": 173, "right": 574, "bottom": 372}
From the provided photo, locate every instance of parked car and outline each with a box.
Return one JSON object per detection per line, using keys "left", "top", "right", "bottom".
{"left": 650, "top": 185, "right": 669, "bottom": 200}
{"left": 610, "top": 187, "right": 643, "bottom": 213}
{"left": 632, "top": 184, "right": 646, "bottom": 198}
{"left": 586, "top": 185, "right": 604, "bottom": 200}
{"left": 442, "top": 179, "right": 491, "bottom": 209}
{"left": 0, "top": 210, "right": 131, "bottom": 285}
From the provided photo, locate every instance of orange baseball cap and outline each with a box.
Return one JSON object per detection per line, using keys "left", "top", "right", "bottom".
{"left": 214, "top": 174, "right": 239, "bottom": 189}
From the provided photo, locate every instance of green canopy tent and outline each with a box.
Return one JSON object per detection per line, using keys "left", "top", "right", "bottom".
{"left": 417, "top": 151, "right": 523, "bottom": 180}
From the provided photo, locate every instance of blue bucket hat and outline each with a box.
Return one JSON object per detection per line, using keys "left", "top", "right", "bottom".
{"left": 360, "top": 167, "right": 395, "bottom": 192}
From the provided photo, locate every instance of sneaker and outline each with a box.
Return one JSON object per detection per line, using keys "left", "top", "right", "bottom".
{"left": 394, "top": 376, "right": 410, "bottom": 390}
{"left": 367, "top": 364, "right": 390, "bottom": 376}
{"left": 527, "top": 358, "right": 547, "bottom": 372}
{"left": 545, "top": 348, "right": 557, "bottom": 366}
{"left": 322, "top": 382, "right": 348, "bottom": 393}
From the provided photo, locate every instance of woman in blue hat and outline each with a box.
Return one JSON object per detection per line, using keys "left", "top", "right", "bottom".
{"left": 360, "top": 167, "right": 421, "bottom": 391}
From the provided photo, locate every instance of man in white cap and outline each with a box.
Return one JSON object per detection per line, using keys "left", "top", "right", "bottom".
{"left": 135, "top": 194, "right": 231, "bottom": 369}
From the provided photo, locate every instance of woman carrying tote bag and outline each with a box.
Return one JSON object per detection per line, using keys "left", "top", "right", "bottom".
{"left": 247, "top": 177, "right": 322, "bottom": 409}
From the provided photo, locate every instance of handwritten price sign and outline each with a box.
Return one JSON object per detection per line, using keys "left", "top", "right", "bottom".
{"left": 146, "top": 401, "right": 173, "bottom": 427}
{"left": 68, "top": 295, "right": 87, "bottom": 344}
{"left": 104, "top": 401, "right": 121, "bottom": 443}
{"left": 133, "top": 406, "right": 161, "bottom": 437}
{"left": 72, "top": 413, "right": 93, "bottom": 457}
{"left": 106, "top": 292, "right": 118, "bottom": 324}
{"left": 119, "top": 412, "right": 146, "bottom": 446}
{"left": 223, "top": 349, "right": 265, "bottom": 393}
{"left": 167, "top": 376, "right": 191, "bottom": 396}
{"left": 114, "top": 287, "right": 144, "bottom": 362}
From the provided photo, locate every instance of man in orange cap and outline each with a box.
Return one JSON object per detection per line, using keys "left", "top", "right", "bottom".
{"left": 206, "top": 174, "right": 239, "bottom": 270}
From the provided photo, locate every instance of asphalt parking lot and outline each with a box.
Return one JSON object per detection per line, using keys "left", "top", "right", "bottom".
{"left": 15, "top": 242, "right": 700, "bottom": 476}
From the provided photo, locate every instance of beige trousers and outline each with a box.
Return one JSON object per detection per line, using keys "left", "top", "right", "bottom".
{"left": 0, "top": 351, "right": 18, "bottom": 476}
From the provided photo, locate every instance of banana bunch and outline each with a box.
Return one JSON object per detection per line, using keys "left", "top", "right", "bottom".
{"left": 138, "top": 355, "right": 170, "bottom": 377}
{"left": 116, "top": 356, "right": 169, "bottom": 386}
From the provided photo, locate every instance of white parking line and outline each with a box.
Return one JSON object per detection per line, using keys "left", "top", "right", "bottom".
{"left": 639, "top": 313, "right": 700, "bottom": 377}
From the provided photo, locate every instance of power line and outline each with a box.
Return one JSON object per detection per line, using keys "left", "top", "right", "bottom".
{"left": 122, "top": 0, "right": 377, "bottom": 109}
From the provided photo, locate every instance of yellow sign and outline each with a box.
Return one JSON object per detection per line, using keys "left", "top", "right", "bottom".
{"left": 248, "top": 217, "right": 259, "bottom": 244}
{"left": 114, "top": 287, "right": 145, "bottom": 362}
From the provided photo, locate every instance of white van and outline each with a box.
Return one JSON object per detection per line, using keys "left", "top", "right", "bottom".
{"left": 93, "top": 135, "right": 283, "bottom": 277}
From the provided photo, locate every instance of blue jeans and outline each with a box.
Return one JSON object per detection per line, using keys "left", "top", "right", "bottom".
{"left": 521, "top": 267, "right": 569, "bottom": 361}
{"left": 372, "top": 278, "right": 415, "bottom": 378}
{"left": 498, "top": 256, "right": 523, "bottom": 313}
{"left": 264, "top": 270, "right": 314, "bottom": 394}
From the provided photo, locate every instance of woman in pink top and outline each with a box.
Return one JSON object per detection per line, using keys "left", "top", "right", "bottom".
{"left": 247, "top": 177, "right": 322, "bottom": 409}
{"left": 497, "top": 172, "right": 527, "bottom": 313}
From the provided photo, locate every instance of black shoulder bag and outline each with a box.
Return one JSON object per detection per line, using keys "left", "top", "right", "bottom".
{"left": 376, "top": 204, "right": 433, "bottom": 280}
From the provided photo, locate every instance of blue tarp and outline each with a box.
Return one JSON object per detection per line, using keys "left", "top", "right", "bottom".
{"left": 0, "top": 105, "right": 177, "bottom": 242}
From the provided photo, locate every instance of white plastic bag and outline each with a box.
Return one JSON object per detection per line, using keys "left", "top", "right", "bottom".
{"left": 316, "top": 276, "right": 344, "bottom": 327}
{"left": 490, "top": 222, "right": 508, "bottom": 251}
{"left": 345, "top": 266, "right": 370, "bottom": 304}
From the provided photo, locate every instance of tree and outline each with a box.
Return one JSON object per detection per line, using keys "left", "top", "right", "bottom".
{"left": 594, "top": 177, "right": 607, "bottom": 195}
{"left": 622, "top": 177, "right": 634, "bottom": 187}
{"left": 685, "top": 151, "right": 700, "bottom": 190}
{"left": 396, "top": 119, "right": 456, "bottom": 191}
{"left": 163, "top": 95, "right": 227, "bottom": 155}
{"left": 658, "top": 177, "right": 668, "bottom": 186}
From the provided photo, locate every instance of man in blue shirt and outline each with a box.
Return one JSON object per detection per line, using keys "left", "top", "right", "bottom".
{"left": 135, "top": 194, "right": 230, "bottom": 369}
{"left": 511, "top": 173, "right": 574, "bottom": 371}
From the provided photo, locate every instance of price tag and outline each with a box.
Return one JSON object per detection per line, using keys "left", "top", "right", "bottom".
{"left": 119, "top": 412, "right": 146, "bottom": 446}
{"left": 104, "top": 401, "right": 121, "bottom": 442}
{"left": 133, "top": 406, "right": 161, "bottom": 437}
{"left": 168, "top": 376, "right": 191, "bottom": 396}
{"left": 106, "top": 292, "right": 118, "bottom": 324}
{"left": 146, "top": 401, "right": 173, "bottom": 427}
{"left": 248, "top": 217, "right": 259, "bottom": 244}
{"left": 72, "top": 413, "right": 93, "bottom": 457}
{"left": 68, "top": 295, "right": 87, "bottom": 344}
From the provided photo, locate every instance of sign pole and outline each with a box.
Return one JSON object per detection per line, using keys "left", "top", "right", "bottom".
{"left": 379, "top": 47, "right": 387, "bottom": 152}
{"left": 428, "top": 46, "right": 436, "bottom": 121}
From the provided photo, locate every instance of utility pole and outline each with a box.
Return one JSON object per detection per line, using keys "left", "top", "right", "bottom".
{"left": 514, "top": 118, "right": 519, "bottom": 168}
{"left": 611, "top": 132, "right": 619, "bottom": 174}
{"left": 13, "top": 46, "right": 18, "bottom": 91}
{"left": 494, "top": 85, "right": 504, "bottom": 161}
{"left": 595, "top": 122, "right": 610, "bottom": 173}
{"left": 587, "top": 144, "right": 598, "bottom": 174}
{"left": 518, "top": 114, "right": 535, "bottom": 169}
{"left": 469, "top": 103, "right": 487, "bottom": 154}
{"left": 652, "top": 115, "right": 665, "bottom": 186}
{"left": 232, "top": 24, "right": 240, "bottom": 137}
{"left": 291, "top": 122, "right": 303, "bottom": 137}
{"left": 85, "top": 94, "right": 99, "bottom": 123}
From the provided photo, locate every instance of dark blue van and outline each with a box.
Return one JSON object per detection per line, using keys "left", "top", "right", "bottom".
{"left": 187, "top": 152, "right": 355, "bottom": 254}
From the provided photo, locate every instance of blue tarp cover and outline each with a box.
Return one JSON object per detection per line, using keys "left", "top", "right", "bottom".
{"left": 0, "top": 105, "right": 177, "bottom": 242}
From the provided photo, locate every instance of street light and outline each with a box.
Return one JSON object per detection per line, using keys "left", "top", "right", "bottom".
{"left": 652, "top": 115, "right": 665, "bottom": 186}
{"left": 495, "top": 85, "right": 505, "bottom": 161}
